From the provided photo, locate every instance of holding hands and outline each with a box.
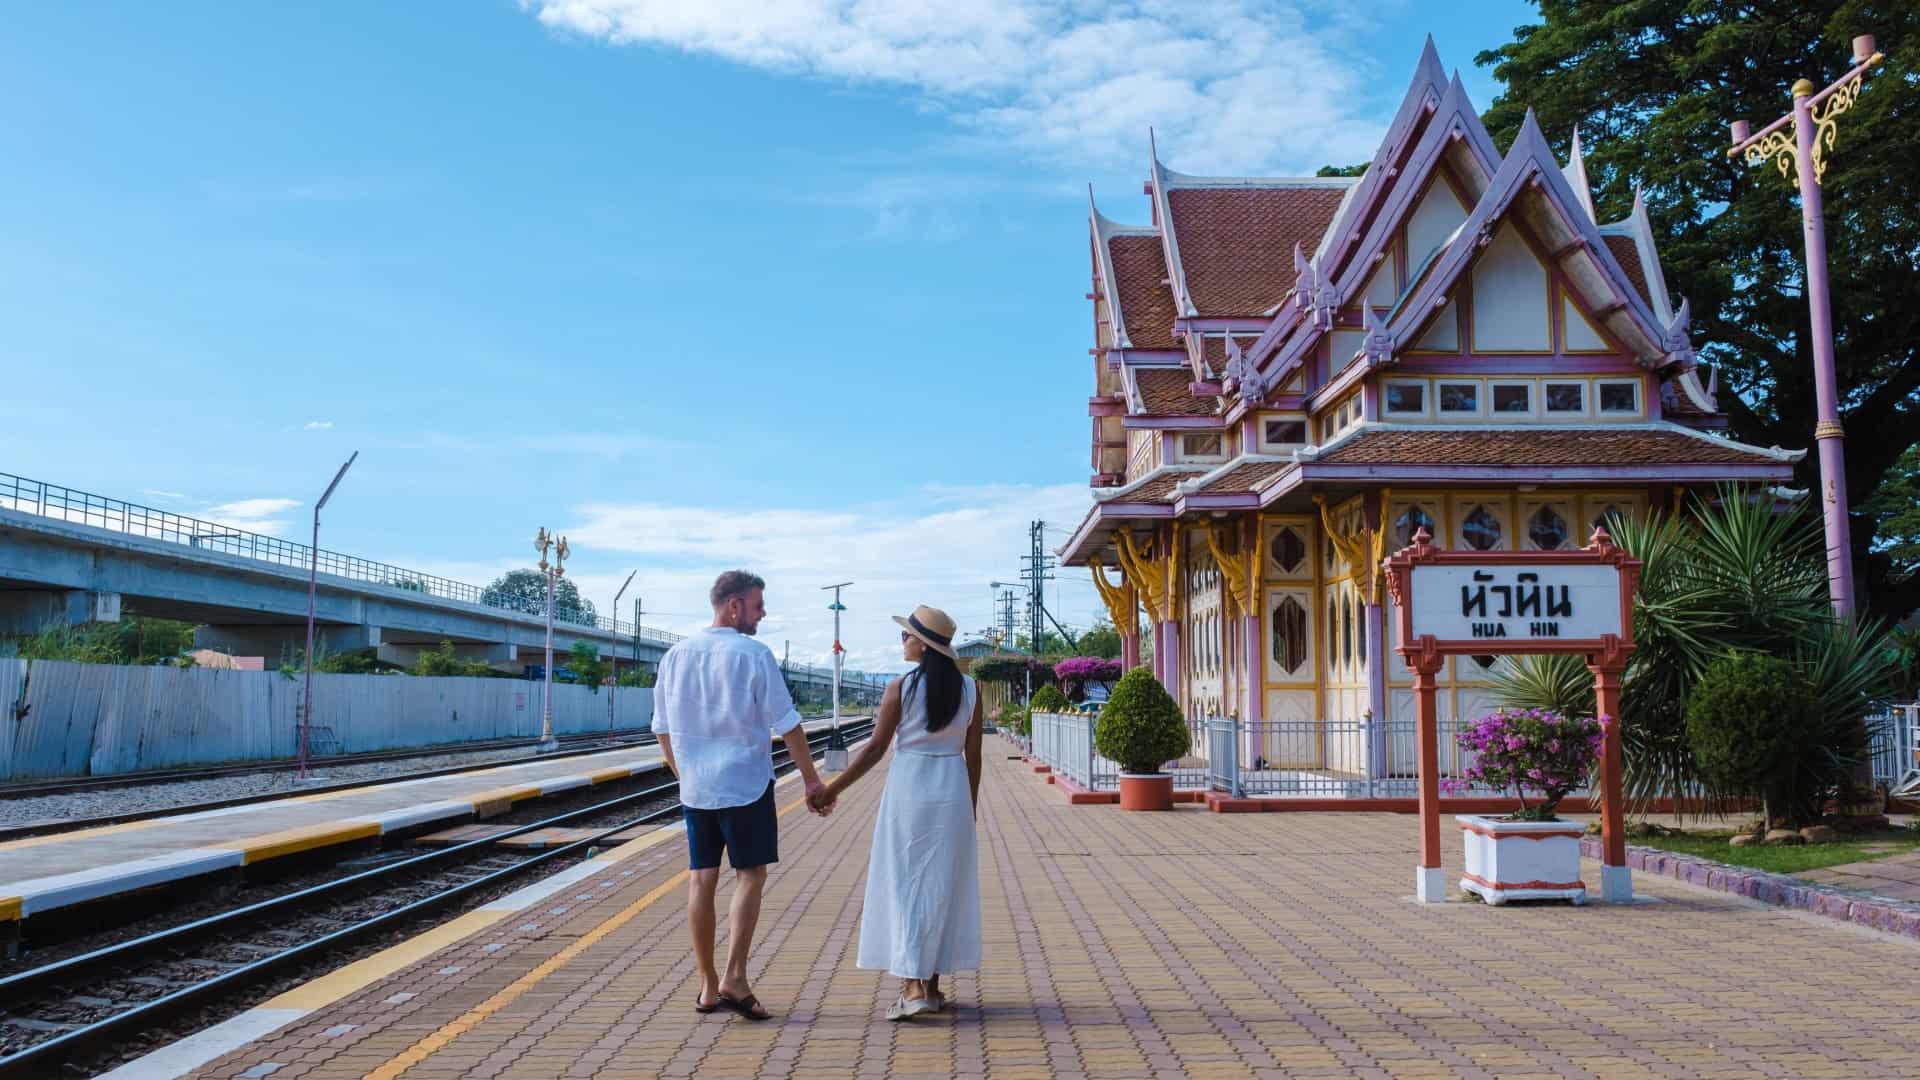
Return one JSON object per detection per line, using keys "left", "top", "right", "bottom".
{"left": 805, "top": 777, "right": 837, "bottom": 816}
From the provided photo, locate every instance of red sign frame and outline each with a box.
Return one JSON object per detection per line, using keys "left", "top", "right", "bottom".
{"left": 1379, "top": 526, "right": 1642, "bottom": 904}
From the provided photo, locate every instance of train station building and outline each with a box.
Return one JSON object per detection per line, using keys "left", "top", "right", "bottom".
{"left": 1058, "top": 41, "right": 1802, "bottom": 766}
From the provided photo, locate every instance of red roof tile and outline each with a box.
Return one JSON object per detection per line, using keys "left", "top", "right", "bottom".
{"left": 1312, "top": 427, "right": 1789, "bottom": 467}
{"left": 1107, "top": 235, "right": 1177, "bottom": 349}
{"left": 1107, "top": 470, "right": 1187, "bottom": 504}
{"left": 1167, "top": 186, "right": 1348, "bottom": 316}
{"left": 1603, "top": 235, "right": 1659, "bottom": 311}
{"left": 1190, "top": 459, "right": 1291, "bottom": 495}
{"left": 1134, "top": 368, "right": 1217, "bottom": 416}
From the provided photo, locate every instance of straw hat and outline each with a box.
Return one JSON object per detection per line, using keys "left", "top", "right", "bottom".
{"left": 893, "top": 604, "right": 958, "bottom": 659}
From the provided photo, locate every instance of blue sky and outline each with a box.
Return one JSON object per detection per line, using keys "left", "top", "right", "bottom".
{"left": 0, "top": 1, "right": 1537, "bottom": 672}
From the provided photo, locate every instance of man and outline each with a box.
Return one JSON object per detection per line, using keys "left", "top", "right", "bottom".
{"left": 652, "top": 570, "right": 829, "bottom": 1021}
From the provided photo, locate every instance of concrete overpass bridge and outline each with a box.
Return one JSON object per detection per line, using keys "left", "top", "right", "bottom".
{"left": 0, "top": 472, "right": 888, "bottom": 703}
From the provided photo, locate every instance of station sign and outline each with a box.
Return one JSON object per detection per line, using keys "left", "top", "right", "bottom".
{"left": 1408, "top": 563, "right": 1623, "bottom": 645}
{"left": 1382, "top": 526, "right": 1640, "bottom": 659}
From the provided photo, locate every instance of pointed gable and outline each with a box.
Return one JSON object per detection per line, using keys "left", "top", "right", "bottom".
{"left": 1378, "top": 110, "right": 1677, "bottom": 368}
{"left": 1235, "top": 66, "right": 1506, "bottom": 390}
{"left": 1468, "top": 221, "right": 1551, "bottom": 352}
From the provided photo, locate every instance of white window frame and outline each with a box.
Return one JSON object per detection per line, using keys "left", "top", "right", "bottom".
{"left": 1434, "top": 378, "right": 1483, "bottom": 418}
{"left": 1178, "top": 431, "right": 1227, "bottom": 462}
{"left": 1595, "top": 377, "right": 1641, "bottom": 418}
{"left": 1260, "top": 415, "right": 1309, "bottom": 451}
{"left": 1489, "top": 380, "right": 1537, "bottom": 418}
{"left": 1383, "top": 378, "right": 1431, "bottom": 418}
{"left": 1542, "top": 379, "right": 1589, "bottom": 417}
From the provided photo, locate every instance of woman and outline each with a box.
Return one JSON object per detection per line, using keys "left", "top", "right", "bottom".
{"left": 813, "top": 604, "right": 983, "bottom": 1021}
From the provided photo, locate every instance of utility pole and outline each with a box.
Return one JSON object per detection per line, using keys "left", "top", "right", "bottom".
{"left": 608, "top": 571, "right": 635, "bottom": 736}
{"left": 299, "top": 450, "right": 357, "bottom": 783}
{"left": 632, "top": 596, "right": 643, "bottom": 688}
{"left": 1726, "top": 33, "right": 1883, "bottom": 617}
{"left": 822, "top": 582, "right": 852, "bottom": 770}
{"left": 1019, "top": 520, "right": 1059, "bottom": 700}
{"left": 533, "top": 527, "right": 569, "bottom": 752}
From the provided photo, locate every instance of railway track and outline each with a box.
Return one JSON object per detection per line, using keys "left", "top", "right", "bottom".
{"left": 0, "top": 719, "right": 873, "bottom": 1078}
{"left": 0, "top": 713, "right": 861, "bottom": 843}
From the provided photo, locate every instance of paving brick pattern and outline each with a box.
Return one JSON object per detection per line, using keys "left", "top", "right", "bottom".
{"left": 192, "top": 744, "right": 1920, "bottom": 1079}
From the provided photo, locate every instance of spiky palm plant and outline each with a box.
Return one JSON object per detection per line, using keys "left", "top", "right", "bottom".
{"left": 1494, "top": 487, "right": 1893, "bottom": 822}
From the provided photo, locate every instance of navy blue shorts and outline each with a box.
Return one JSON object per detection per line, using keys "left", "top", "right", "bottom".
{"left": 683, "top": 780, "right": 779, "bottom": 871}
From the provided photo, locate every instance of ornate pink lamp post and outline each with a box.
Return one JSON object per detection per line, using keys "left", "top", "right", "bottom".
{"left": 1726, "top": 34, "right": 1885, "bottom": 617}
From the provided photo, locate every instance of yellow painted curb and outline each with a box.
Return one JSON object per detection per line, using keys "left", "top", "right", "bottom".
{"left": 238, "top": 821, "right": 383, "bottom": 865}
{"left": 586, "top": 766, "right": 632, "bottom": 785}
{"left": 463, "top": 783, "right": 542, "bottom": 806}
{"left": 263, "top": 908, "right": 509, "bottom": 1010}
{"left": 0, "top": 895, "right": 21, "bottom": 922}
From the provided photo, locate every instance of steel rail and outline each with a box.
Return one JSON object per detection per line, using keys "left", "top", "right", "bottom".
{"left": 0, "top": 720, "right": 872, "bottom": 1078}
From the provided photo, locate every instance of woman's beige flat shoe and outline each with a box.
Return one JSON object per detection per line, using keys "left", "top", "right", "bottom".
{"left": 885, "top": 995, "right": 934, "bottom": 1021}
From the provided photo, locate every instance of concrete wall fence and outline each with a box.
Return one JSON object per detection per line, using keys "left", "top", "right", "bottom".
{"left": 0, "top": 658, "right": 653, "bottom": 780}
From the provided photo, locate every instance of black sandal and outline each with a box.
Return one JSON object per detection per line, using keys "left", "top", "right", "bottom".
{"left": 694, "top": 994, "right": 718, "bottom": 1014}
{"left": 716, "top": 991, "right": 771, "bottom": 1021}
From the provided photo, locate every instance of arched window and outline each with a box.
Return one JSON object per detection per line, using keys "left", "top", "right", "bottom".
{"left": 1272, "top": 596, "right": 1308, "bottom": 674}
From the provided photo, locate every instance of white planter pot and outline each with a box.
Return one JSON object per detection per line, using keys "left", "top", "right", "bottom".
{"left": 1456, "top": 815, "right": 1587, "bottom": 906}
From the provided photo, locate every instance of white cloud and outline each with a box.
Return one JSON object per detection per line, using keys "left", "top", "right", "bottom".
{"left": 304, "top": 420, "right": 334, "bottom": 431}
{"left": 203, "top": 497, "right": 301, "bottom": 535}
{"left": 140, "top": 489, "right": 187, "bottom": 500}
{"left": 559, "top": 482, "right": 1101, "bottom": 673}
{"left": 524, "top": 0, "right": 1387, "bottom": 174}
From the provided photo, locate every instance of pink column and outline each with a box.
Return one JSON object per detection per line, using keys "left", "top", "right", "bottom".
{"left": 1791, "top": 87, "right": 1856, "bottom": 616}
{"left": 1365, "top": 600, "right": 1387, "bottom": 779}
{"left": 1159, "top": 620, "right": 1181, "bottom": 692}
{"left": 1242, "top": 612, "right": 1263, "bottom": 763}
{"left": 1122, "top": 632, "right": 1141, "bottom": 671}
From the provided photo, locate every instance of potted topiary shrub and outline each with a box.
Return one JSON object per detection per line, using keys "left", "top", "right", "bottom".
{"left": 1094, "top": 668, "right": 1190, "bottom": 810}
{"left": 1449, "top": 707, "right": 1605, "bottom": 905}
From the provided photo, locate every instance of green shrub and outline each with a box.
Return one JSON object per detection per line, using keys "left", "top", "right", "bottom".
{"left": 1028, "top": 685, "right": 1071, "bottom": 713}
{"left": 1686, "top": 652, "right": 1822, "bottom": 827}
{"left": 411, "top": 640, "right": 495, "bottom": 678}
{"left": 1093, "top": 668, "right": 1188, "bottom": 774}
{"left": 1002, "top": 705, "right": 1030, "bottom": 737}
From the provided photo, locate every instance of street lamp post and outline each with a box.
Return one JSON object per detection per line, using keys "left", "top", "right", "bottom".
{"left": 1726, "top": 33, "right": 1884, "bottom": 618}
{"left": 299, "top": 451, "right": 358, "bottom": 782}
{"left": 609, "top": 570, "right": 636, "bottom": 737}
{"left": 534, "top": 527, "right": 569, "bottom": 751}
{"left": 822, "top": 582, "right": 852, "bottom": 771}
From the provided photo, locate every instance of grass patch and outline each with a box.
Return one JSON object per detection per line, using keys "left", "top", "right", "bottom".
{"left": 1630, "top": 828, "right": 1920, "bottom": 876}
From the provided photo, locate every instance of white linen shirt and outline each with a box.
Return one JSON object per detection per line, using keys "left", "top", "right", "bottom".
{"left": 652, "top": 627, "right": 803, "bottom": 810}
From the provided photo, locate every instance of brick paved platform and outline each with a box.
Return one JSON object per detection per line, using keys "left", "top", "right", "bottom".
{"left": 177, "top": 745, "right": 1920, "bottom": 1079}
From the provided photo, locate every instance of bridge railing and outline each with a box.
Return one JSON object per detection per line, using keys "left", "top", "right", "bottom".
{"left": 0, "top": 471, "right": 695, "bottom": 644}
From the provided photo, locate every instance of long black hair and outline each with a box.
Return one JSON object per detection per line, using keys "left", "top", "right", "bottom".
{"left": 908, "top": 648, "right": 965, "bottom": 733}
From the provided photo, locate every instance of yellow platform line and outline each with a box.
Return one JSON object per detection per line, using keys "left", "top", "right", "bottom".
{"left": 263, "top": 822, "right": 684, "bottom": 1012}
{"left": 239, "top": 821, "right": 383, "bottom": 865}
{"left": 367, "top": 791, "right": 813, "bottom": 1079}
{"left": 0, "top": 896, "right": 21, "bottom": 922}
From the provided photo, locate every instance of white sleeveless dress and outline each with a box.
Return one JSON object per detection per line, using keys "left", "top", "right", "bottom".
{"left": 855, "top": 673, "right": 982, "bottom": 979}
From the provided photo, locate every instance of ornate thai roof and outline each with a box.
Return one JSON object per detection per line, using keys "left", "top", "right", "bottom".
{"left": 1159, "top": 176, "right": 1353, "bottom": 317}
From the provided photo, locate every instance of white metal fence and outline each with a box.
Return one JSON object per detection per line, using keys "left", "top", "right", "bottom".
{"left": 0, "top": 658, "right": 653, "bottom": 780}
{"left": 1027, "top": 712, "right": 1554, "bottom": 800}
{"left": 1029, "top": 704, "right": 1920, "bottom": 801}
{"left": 1870, "top": 703, "right": 1920, "bottom": 796}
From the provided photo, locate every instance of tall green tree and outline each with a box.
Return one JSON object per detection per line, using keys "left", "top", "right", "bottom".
{"left": 1478, "top": 2, "right": 1920, "bottom": 619}
{"left": 1073, "top": 620, "right": 1123, "bottom": 659}
{"left": 481, "top": 569, "right": 598, "bottom": 625}
{"left": 568, "top": 640, "right": 610, "bottom": 691}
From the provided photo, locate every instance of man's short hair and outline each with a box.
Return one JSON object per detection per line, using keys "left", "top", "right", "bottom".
{"left": 710, "top": 570, "right": 766, "bottom": 608}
